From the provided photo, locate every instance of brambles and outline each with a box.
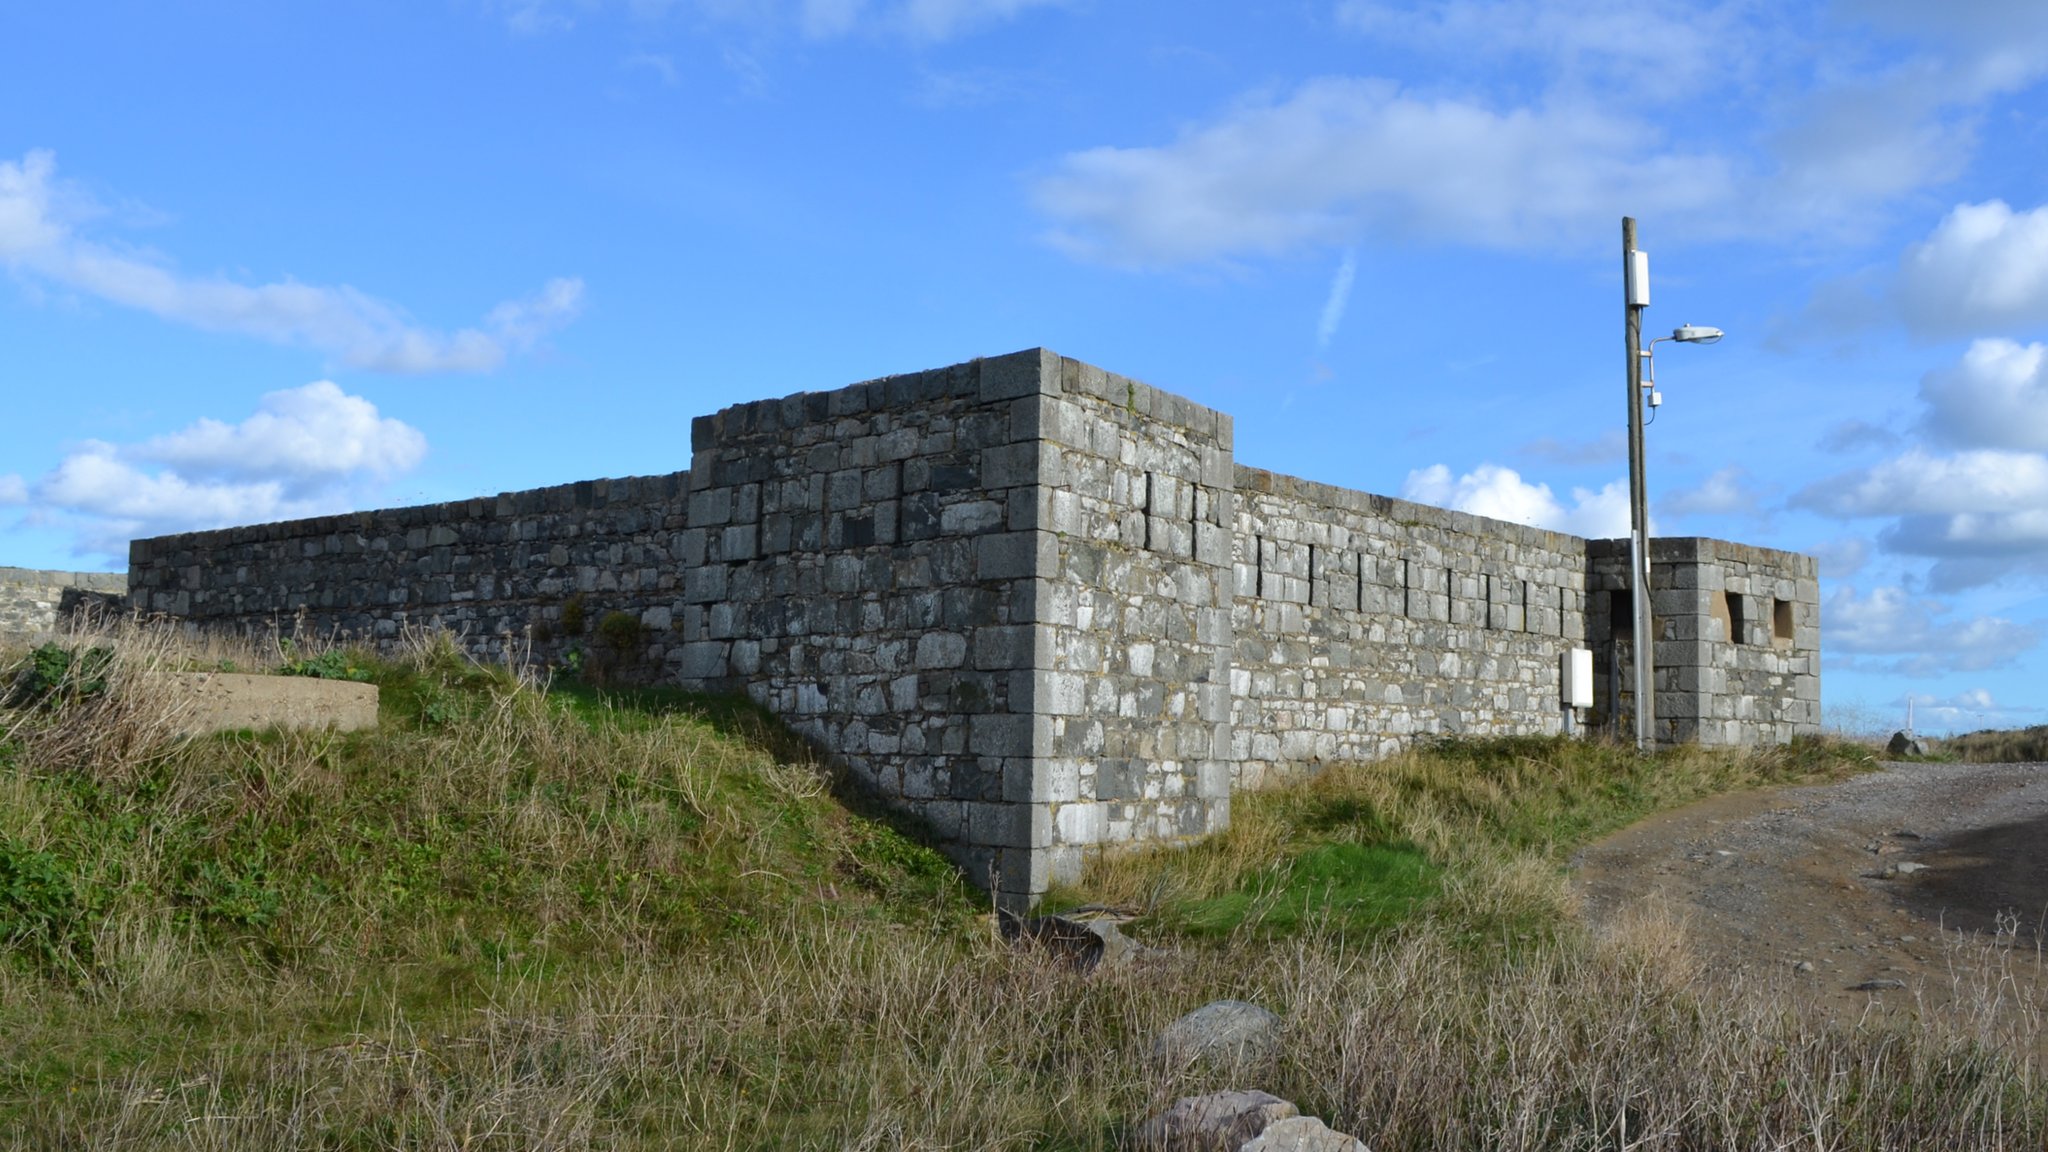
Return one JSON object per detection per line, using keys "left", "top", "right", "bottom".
{"left": 4, "top": 642, "right": 113, "bottom": 708}
{"left": 275, "top": 642, "right": 372, "bottom": 682}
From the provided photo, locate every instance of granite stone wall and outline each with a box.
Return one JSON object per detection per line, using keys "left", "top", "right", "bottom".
{"left": 126, "top": 347, "right": 1823, "bottom": 904}
{"left": 1229, "top": 468, "right": 1589, "bottom": 787}
{"left": 127, "top": 472, "right": 695, "bottom": 666}
{"left": 1587, "top": 537, "right": 1821, "bottom": 746}
{"left": 1028, "top": 355, "right": 1236, "bottom": 888}
{"left": 0, "top": 567, "right": 129, "bottom": 640}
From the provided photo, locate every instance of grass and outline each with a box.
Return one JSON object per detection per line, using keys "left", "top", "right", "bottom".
{"left": 1054, "top": 733, "right": 1876, "bottom": 944}
{"left": 0, "top": 621, "right": 2040, "bottom": 1149}
{"left": 1939, "top": 725, "right": 2048, "bottom": 764}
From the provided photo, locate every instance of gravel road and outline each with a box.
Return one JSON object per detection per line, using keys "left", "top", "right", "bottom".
{"left": 1571, "top": 760, "right": 2048, "bottom": 1020}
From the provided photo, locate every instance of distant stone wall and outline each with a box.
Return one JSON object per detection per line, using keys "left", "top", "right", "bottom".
{"left": 1587, "top": 537, "right": 1821, "bottom": 746}
{"left": 127, "top": 473, "right": 694, "bottom": 665}
{"left": 0, "top": 567, "right": 129, "bottom": 640}
{"left": 128, "top": 348, "right": 1823, "bottom": 905}
{"left": 1229, "top": 468, "right": 1589, "bottom": 787}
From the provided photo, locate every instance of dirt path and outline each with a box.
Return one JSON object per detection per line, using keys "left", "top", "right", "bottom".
{"left": 1571, "top": 760, "right": 2048, "bottom": 1022}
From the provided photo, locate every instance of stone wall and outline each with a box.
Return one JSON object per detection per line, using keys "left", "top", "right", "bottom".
{"left": 1029, "top": 355, "right": 1237, "bottom": 887}
{"left": 127, "top": 347, "right": 1823, "bottom": 904}
{"left": 1587, "top": 537, "right": 1821, "bottom": 746}
{"left": 127, "top": 472, "right": 694, "bottom": 665}
{"left": 1229, "top": 468, "right": 1589, "bottom": 787}
{"left": 0, "top": 567, "right": 129, "bottom": 640}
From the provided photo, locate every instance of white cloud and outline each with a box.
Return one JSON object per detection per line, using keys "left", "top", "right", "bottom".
{"left": 1824, "top": 585, "right": 2039, "bottom": 674}
{"left": 798, "top": 0, "right": 863, "bottom": 38}
{"left": 1839, "top": 0, "right": 2048, "bottom": 97}
{"left": 1033, "top": 79, "right": 1734, "bottom": 267}
{"left": 1798, "top": 341, "right": 2048, "bottom": 587}
{"left": 1919, "top": 339, "right": 2048, "bottom": 450}
{"left": 1816, "top": 418, "right": 1900, "bottom": 454}
{"left": 0, "top": 474, "right": 25, "bottom": 505}
{"left": 1900, "top": 688, "right": 2041, "bottom": 731}
{"left": 889, "top": 0, "right": 1064, "bottom": 41}
{"left": 1038, "top": 1, "right": 2048, "bottom": 270}
{"left": 1794, "top": 447, "right": 2048, "bottom": 518}
{"left": 1897, "top": 202, "right": 2048, "bottom": 337}
{"left": 1809, "top": 536, "right": 1873, "bottom": 580}
{"left": 622, "top": 51, "right": 681, "bottom": 85}
{"left": 1315, "top": 249, "right": 1357, "bottom": 349}
{"left": 0, "top": 150, "right": 582, "bottom": 373}
{"left": 23, "top": 383, "right": 426, "bottom": 560}
{"left": 133, "top": 381, "right": 427, "bottom": 492}
{"left": 1402, "top": 462, "right": 1631, "bottom": 538}
{"left": 1334, "top": 0, "right": 1767, "bottom": 103}
{"left": 1661, "top": 465, "right": 1760, "bottom": 518}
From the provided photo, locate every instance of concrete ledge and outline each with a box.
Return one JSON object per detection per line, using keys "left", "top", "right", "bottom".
{"left": 170, "top": 672, "right": 379, "bottom": 735}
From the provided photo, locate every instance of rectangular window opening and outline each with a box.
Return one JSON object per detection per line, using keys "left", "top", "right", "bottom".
{"left": 1725, "top": 591, "right": 1747, "bottom": 645}
{"left": 1773, "top": 597, "right": 1794, "bottom": 646}
{"left": 1610, "top": 587, "right": 1633, "bottom": 632}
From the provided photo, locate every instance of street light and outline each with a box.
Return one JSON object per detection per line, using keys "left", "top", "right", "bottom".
{"left": 1621, "top": 217, "right": 1723, "bottom": 752}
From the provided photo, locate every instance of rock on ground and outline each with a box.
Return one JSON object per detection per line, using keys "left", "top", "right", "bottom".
{"left": 1152, "top": 1000, "right": 1283, "bottom": 1070}
{"left": 1238, "top": 1115, "right": 1372, "bottom": 1151}
{"left": 1133, "top": 1090, "right": 1297, "bottom": 1151}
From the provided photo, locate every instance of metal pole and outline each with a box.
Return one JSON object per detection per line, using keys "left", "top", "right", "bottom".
{"left": 1623, "top": 217, "right": 1652, "bottom": 752}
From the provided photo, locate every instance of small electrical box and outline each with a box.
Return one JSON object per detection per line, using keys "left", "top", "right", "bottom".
{"left": 1561, "top": 648, "right": 1594, "bottom": 709}
{"left": 1627, "top": 250, "right": 1650, "bottom": 307}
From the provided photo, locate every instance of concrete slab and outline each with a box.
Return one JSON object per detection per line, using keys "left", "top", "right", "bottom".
{"left": 170, "top": 672, "right": 379, "bottom": 735}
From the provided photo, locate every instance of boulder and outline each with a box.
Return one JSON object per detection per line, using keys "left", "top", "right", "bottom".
{"left": 997, "top": 909, "right": 1157, "bottom": 972}
{"left": 1152, "top": 1000, "right": 1282, "bottom": 1070}
{"left": 1886, "top": 731, "right": 1927, "bottom": 758}
{"left": 1238, "top": 1115, "right": 1372, "bottom": 1151}
{"left": 1132, "top": 1090, "right": 1297, "bottom": 1151}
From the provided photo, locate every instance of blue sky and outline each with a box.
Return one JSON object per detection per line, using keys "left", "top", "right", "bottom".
{"left": 5, "top": 0, "right": 2048, "bottom": 733}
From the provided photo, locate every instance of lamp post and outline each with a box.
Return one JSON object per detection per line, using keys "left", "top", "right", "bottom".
{"left": 1620, "top": 217, "right": 1723, "bottom": 752}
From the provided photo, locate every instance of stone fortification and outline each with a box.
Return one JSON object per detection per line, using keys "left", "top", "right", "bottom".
{"left": 1230, "top": 468, "right": 1589, "bottom": 788}
{"left": 0, "top": 567, "right": 128, "bottom": 640}
{"left": 126, "top": 348, "right": 1822, "bottom": 904}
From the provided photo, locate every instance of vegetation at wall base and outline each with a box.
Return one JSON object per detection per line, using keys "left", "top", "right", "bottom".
{"left": 0, "top": 624, "right": 2037, "bottom": 1149}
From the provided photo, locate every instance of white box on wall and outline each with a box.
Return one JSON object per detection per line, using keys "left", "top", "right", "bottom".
{"left": 1561, "top": 648, "right": 1594, "bottom": 709}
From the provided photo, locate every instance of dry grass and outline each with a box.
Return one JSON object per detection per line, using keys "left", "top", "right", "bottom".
{"left": 1940, "top": 726, "right": 2048, "bottom": 764}
{"left": 1, "top": 623, "right": 2041, "bottom": 1148}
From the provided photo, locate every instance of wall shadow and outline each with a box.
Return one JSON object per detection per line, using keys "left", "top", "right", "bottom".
{"left": 1899, "top": 811, "right": 2048, "bottom": 939}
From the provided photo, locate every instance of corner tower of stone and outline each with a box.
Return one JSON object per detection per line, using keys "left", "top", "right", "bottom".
{"left": 680, "top": 348, "right": 1235, "bottom": 905}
